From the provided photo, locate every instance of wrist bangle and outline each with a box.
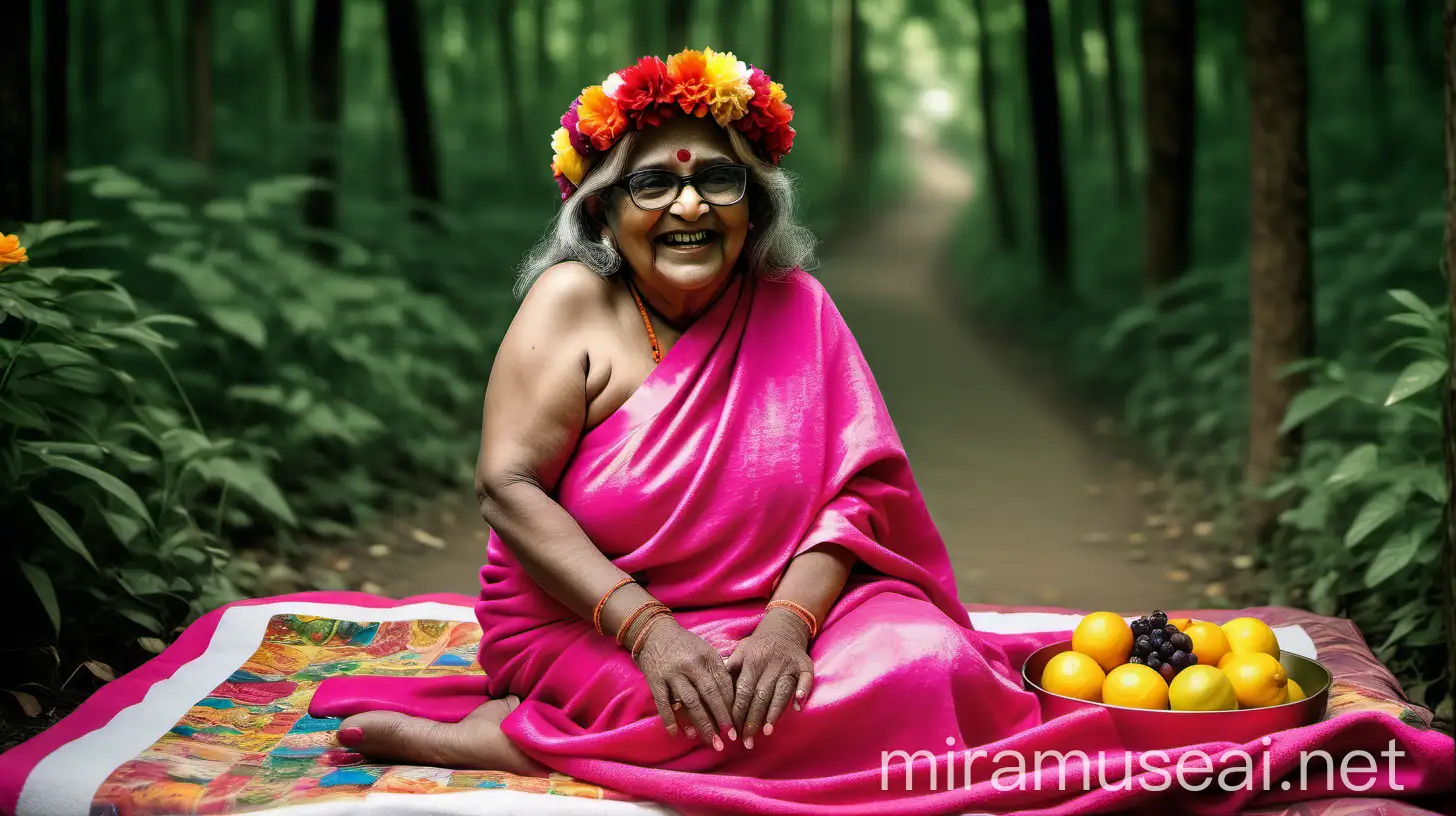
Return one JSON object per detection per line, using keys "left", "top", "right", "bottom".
{"left": 766, "top": 599, "right": 818, "bottom": 639}
{"left": 617, "top": 601, "right": 669, "bottom": 646}
{"left": 631, "top": 609, "right": 670, "bottom": 659}
{"left": 594, "top": 577, "right": 634, "bottom": 636}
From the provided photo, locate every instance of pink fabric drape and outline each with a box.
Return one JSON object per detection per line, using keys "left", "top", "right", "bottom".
{"left": 313, "top": 270, "right": 1453, "bottom": 815}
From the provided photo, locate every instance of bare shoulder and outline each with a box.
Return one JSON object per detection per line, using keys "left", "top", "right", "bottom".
{"left": 516, "top": 261, "right": 615, "bottom": 325}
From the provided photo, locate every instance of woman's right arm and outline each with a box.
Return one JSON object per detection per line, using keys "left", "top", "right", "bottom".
{"left": 473, "top": 265, "right": 736, "bottom": 748}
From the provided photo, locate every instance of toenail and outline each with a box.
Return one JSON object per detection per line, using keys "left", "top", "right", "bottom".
{"left": 338, "top": 727, "right": 364, "bottom": 747}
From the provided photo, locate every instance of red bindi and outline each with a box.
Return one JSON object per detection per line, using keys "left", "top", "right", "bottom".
{"left": 676, "top": 149, "right": 692, "bottom": 163}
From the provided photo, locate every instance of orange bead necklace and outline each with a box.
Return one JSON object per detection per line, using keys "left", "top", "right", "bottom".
{"left": 627, "top": 278, "right": 663, "bottom": 365}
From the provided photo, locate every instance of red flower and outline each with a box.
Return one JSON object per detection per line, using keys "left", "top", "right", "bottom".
{"left": 615, "top": 57, "right": 673, "bottom": 115}
{"left": 560, "top": 99, "right": 591, "bottom": 156}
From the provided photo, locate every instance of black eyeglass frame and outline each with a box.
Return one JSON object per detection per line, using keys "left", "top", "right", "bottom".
{"left": 609, "top": 163, "right": 751, "bottom": 211}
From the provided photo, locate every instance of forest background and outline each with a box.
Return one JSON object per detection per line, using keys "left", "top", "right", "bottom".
{"left": 1, "top": 0, "right": 1453, "bottom": 749}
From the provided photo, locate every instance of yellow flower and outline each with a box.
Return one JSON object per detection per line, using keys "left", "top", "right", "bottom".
{"left": 703, "top": 48, "right": 754, "bottom": 127}
{"left": 769, "top": 81, "right": 787, "bottom": 104}
{"left": 550, "top": 127, "right": 586, "bottom": 186}
{"left": 0, "top": 233, "right": 28, "bottom": 267}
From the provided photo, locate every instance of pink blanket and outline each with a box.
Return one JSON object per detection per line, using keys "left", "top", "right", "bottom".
{"left": 308, "top": 270, "right": 1452, "bottom": 815}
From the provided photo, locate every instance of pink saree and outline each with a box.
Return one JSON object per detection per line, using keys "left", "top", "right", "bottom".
{"left": 312, "top": 270, "right": 1453, "bottom": 815}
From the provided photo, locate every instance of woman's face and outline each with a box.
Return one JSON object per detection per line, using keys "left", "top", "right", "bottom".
{"left": 599, "top": 116, "right": 751, "bottom": 297}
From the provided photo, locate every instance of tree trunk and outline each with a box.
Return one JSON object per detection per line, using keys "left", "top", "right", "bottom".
{"left": 1098, "top": 0, "right": 1131, "bottom": 204}
{"left": 495, "top": 0, "right": 528, "bottom": 165}
{"left": 718, "top": 0, "right": 744, "bottom": 46}
{"left": 1139, "top": 0, "right": 1195, "bottom": 294}
{"left": 973, "top": 0, "right": 1015, "bottom": 249}
{"left": 847, "top": 0, "right": 876, "bottom": 171}
{"left": 1244, "top": 0, "right": 1314, "bottom": 547}
{"left": 1407, "top": 0, "right": 1444, "bottom": 83}
{"left": 44, "top": 0, "right": 70, "bottom": 220}
{"left": 0, "top": 0, "right": 32, "bottom": 225}
{"left": 78, "top": 0, "right": 101, "bottom": 159}
{"left": 667, "top": 0, "right": 690, "bottom": 50}
{"left": 1441, "top": 0, "right": 1455, "bottom": 734}
{"left": 384, "top": 0, "right": 444, "bottom": 225}
{"left": 151, "top": 0, "right": 178, "bottom": 154}
{"left": 1067, "top": 0, "right": 1094, "bottom": 147}
{"left": 767, "top": 0, "right": 787, "bottom": 78}
{"left": 306, "top": 0, "right": 344, "bottom": 264}
{"left": 1023, "top": 0, "right": 1071, "bottom": 292}
{"left": 534, "top": 0, "right": 554, "bottom": 104}
{"left": 278, "top": 0, "right": 302, "bottom": 120}
{"left": 187, "top": 0, "right": 214, "bottom": 167}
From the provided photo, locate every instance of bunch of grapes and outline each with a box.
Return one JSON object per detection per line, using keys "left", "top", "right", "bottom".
{"left": 1128, "top": 609, "right": 1197, "bottom": 682}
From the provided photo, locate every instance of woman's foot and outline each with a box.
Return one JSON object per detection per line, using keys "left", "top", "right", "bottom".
{"left": 336, "top": 696, "right": 547, "bottom": 775}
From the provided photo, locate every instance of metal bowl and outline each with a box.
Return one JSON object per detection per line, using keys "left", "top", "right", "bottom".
{"left": 1022, "top": 641, "right": 1331, "bottom": 751}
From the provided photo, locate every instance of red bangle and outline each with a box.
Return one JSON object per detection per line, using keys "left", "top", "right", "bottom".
{"left": 617, "top": 601, "right": 669, "bottom": 646}
{"left": 767, "top": 599, "right": 818, "bottom": 639}
{"left": 631, "top": 610, "right": 670, "bottom": 659}
{"left": 594, "top": 577, "right": 634, "bottom": 636}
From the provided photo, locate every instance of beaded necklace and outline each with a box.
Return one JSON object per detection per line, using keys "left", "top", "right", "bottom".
{"left": 627, "top": 277, "right": 663, "bottom": 365}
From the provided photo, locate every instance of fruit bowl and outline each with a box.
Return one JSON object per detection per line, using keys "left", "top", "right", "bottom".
{"left": 1022, "top": 640, "right": 1331, "bottom": 751}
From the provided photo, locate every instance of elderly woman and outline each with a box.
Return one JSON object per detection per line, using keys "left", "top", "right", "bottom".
{"left": 312, "top": 47, "right": 1044, "bottom": 813}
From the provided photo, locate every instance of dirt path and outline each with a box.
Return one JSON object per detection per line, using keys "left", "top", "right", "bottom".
{"left": 313, "top": 150, "right": 1194, "bottom": 614}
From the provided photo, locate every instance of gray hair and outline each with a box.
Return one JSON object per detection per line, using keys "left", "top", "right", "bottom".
{"left": 511, "top": 128, "right": 819, "bottom": 299}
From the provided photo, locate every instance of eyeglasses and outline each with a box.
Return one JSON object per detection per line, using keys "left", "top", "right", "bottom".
{"left": 612, "top": 164, "right": 749, "bottom": 210}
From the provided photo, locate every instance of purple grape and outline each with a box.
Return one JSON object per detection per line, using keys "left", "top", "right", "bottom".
{"left": 1149, "top": 610, "right": 1168, "bottom": 628}
{"left": 1131, "top": 619, "right": 1150, "bottom": 638}
{"left": 1170, "top": 650, "right": 1190, "bottom": 668}
{"left": 1158, "top": 662, "right": 1177, "bottom": 682}
{"left": 1170, "top": 633, "right": 1192, "bottom": 651}
{"left": 1146, "top": 654, "right": 1162, "bottom": 670}
{"left": 1128, "top": 656, "right": 1144, "bottom": 665}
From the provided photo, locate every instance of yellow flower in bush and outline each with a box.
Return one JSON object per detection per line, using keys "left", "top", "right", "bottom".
{"left": 550, "top": 127, "right": 586, "bottom": 187}
{"left": 0, "top": 233, "right": 27, "bottom": 267}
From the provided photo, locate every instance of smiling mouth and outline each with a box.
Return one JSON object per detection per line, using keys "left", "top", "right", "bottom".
{"left": 656, "top": 230, "right": 717, "bottom": 249}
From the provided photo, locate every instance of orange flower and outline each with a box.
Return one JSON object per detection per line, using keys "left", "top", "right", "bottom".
{"left": 576, "top": 85, "right": 627, "bottom": 152}
{"left": 666, "top": 50, "right": 713, "bottom": 118}
{"left": 0, "top": 233, "right": 27, "bottom": 267}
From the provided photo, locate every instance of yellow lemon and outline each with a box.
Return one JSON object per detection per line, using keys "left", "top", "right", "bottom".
{"left": 1041, "top": 651, "right": 1106, "bottom": 701}
{"left": 1221, "top": 617, "right": 1280, "bottom": 658}
{"left": 1184, "top": 620, "right": 1232, "bottom": 668}
{"left": 1219, "top": 652, "right": 1289, "bottom": 708}
{"left": 1102, "top": 663, "right": 1170, "bottom": 710}
{"left": 1168, "top": 665, "right": 1238, "bottom": 711}
{"left": 1286, "top": 678, "right": 1306, "bottom": 703}
{"left": 1072, "top": 612, "right": 1134, "bottom": 672}
{"left": 1167, "top": 618, "right": 1192, "bottom": 631}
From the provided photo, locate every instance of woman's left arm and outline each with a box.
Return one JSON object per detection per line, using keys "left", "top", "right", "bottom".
{"left": 726, "top": 542, "right": 856, "bottom": 745}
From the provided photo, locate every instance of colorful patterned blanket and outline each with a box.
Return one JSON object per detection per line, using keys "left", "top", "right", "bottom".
{"left": 0, "top": 593, "right": 1445, "bottom": 816}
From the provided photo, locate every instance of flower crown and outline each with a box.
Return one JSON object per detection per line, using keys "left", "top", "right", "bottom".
{"left": 550, "top": 47, "right": 795, "bottom": 201}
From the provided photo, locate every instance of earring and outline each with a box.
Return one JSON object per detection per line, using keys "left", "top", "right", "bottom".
{"left": 601, "top": 234, "right": 617, "bottom": 254}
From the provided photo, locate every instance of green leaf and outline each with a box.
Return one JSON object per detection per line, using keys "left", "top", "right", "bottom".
{"left": 30, "top": 500, "right": 98, "bottom": 570}
{"left": 117, "top": 606, "right": 163, "bottom": 634}
{"left": 1387, "top": 289, "right": 1436, "bottom": 321}
{"left": 1325, "top": 444, "right": 1378, "bottom": 488}
{"left": 202, "top": 199, "right": 249, "bottom": 222}
{"left": 191, "top": 458, "right": 297, "bottom": 525}
{"left": 1380, "top": 616, "right": 1422, "bottom": 652}
{"left": 36, "top": 453, "right": 153, "bottom": 527}
{"left": 1278, "top": 387, "right": 1346, "bottom": 434}
{"left": 1364, "top": 528, "right": 1424, "bottom": 587}
{"left": 1345, "top": 483, "right": 1414, "bottom": 548}
{"left": 206, "top": 306, "right": 267, "bottom": 349}
{"left": 0, "top": 398, "right": 51, "bottom": 431}
{"left": 146, "top": 253, "right": 237, "bottom": 302}
{"left": 100, "top": 509, "right": 145, "bottom": 548}
{"left": 1411, "top": 466, "right": 1446, "bottom": 502}
{"left": 116, "top": 568, "right": 169, "bottom": 597}
{"left": 19, "top": 561, "right": 61, "bottom": 635}
{"left": 1384, "top": 313, "right": 1435, "bottom": 331}
{"left": 1384, "top": 360, "right": 1448, "bottom": 406}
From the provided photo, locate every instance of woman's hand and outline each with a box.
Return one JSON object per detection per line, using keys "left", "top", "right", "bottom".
{"left": 724, "top": 608, "right": 814, "bottom": 748}
{"left": 632, "top": 617, "right": 738, "bottom": 750}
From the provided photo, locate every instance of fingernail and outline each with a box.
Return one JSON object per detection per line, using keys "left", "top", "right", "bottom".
{"left": 728, "top": 728, "right": 738, "bottom": 741}
{"left": 713, "top": 735, "right": 724, "bottom": 751}
{"left": 745, "top": 736, "right": 755, "bottom": 749}
{"left": 793, "top": 701, "right": 801, "bottom": 711}
{"left": 687, "top": 727, "right": 697, "bottom": 739}
{"left": 763, "top": 723, "right": 773, "bottom": 736}
{"left": 338, "top": 727, "right": 363, "bottom": 747}
{"left": 796, "top": 689, "right": 805, "bottom": 698}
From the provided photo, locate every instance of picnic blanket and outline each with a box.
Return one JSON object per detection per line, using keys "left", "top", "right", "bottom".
{"left": 0, "top": 592, "right": 1449, "bottom": 816}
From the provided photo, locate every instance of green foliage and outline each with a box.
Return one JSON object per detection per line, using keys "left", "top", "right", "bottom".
{"left": 947, "top": 0, "right": 1449, "bottom": 709}
{"left": 2, "top": 168, "right": 490, "bottom": 665}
